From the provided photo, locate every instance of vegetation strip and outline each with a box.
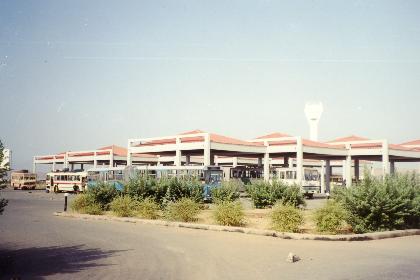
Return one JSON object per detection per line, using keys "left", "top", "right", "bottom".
{"left": 53, "top": 212, "right": 420, "bottom": 241}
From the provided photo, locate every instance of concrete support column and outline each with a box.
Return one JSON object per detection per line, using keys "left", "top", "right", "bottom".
{"left": 127, "top": 152, "right": 132, "bottom": 166}
{"left": 342, "top": 160, "right": 346, "bottom": 181}
{"left": 110, "top": 149, "right": 114, "bottom": 168}
{"left": 233, "top": 157, "right": 238, "bottom": 168}
{"left": 127, "top": 140, "right": 132, "bottom": 166}
{"left": 320, "top": 161, "right": 325, "bottom": 194}
{"left": 174, "top": 150, "right": 181, "bottom": 167}
{"left": 81, "top": 163, "right": 84, "bottom": 170}
{"left": 93, "top": 151, "right": 97, "bottom": 168}
{"left": 185, "top": 155, "right": 191, "bottom": 165}
{"left": 263, "top": 152, "right": 270, "bottom": 182}
{"left": 354, "top": 159, "right": 360, "bottom": 182}
{"left": 70, "top": 163, "right": 74, "bottom": 171}
{"left": 204, "top": 133, "right": 211, "bottom": 166}
{"left": 382, "top": 140, "right": 390, "bottom": 176}
{"left": 32, "top": 157, "right": 36, "bottom": 173}
{"left": 175, "top": 137, "right": 182, "bottom": 167}
{"left": 52, "top": 156, "right": 56, "bottom": 171}
{"left": 64, "top": 152, "right": 69, "bottom": 169}
{"left": 157, "top": 155, "right": 161, "bottom": 166}
{"left": 257, "top": 158, "right": 262, "bottom": 168}
{"left": 390, "top": 161, "right": 395, "bottom": 175}
{"left": 345, "top": 154, "right": 352, "bottom": 187}
{"left": 296, "top": 137, "right": 303, "bottom": 185}
{"left": 325, "top": 159, "right": 331, "bottom": 193}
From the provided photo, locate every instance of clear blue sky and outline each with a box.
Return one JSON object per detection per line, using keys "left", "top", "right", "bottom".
{"left": 1, "top": 0, "right": 419, "bottom": 170}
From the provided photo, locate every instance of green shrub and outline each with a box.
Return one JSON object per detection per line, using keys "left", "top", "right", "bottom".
{"left": 124, "top": 175, "right": 203, "bottom": 206}
{"left": 71, "top": 193, "right": 95, "bottom": 212}
{"left": 246, "top": 180, "right": 287, "bottom": 208}
{"left": 138, "top": 198, "right": 160, "bottom": 220}
{"left": 124, "top": 175, "right": 162, "bottom": 202}
{"left": 71, "top": 193, "right": 103, "bottom": 215}
{"left": 87, "top": 182, "right": 119, "bottom": 210}
{"left": 162, "top": 177, "right": 203, "bottom": 205}
{"left": 281, "top": 185, "right": 306, "bottom": 208}
{"left": 211, "top": 180, "right": 241, "bottom": 203}
{"left": 213, "top": 201, "right": 245, "bottom": 226}
{"left": 164, "top": 198, "right": 201, "bottom": 222}
{"left": 84, "top": 203, "right": 104, "bottom": 215}
{"left": 110, "top": 195, "right": 139, "bottom": 217}
{"left": 271, "top": 203, "right": 304, "bottom": 233}
{"left": 334, "top": 173, "right": 420, "bottom": 233}
{"left": 314, "top": 200, "right": 347, "bottom": 234}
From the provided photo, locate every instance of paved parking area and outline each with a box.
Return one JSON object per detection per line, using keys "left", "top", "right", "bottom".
{"left": 0, "top": 189, "right": 419, "bottom": 280}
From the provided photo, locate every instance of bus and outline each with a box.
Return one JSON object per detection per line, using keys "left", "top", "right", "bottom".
{"left": 222, "top": 166, "right": 263, "bottom": 184}
{"left": 46, "top": 170, "right": 88, "bottom": 193}
{"left": 11, "top": 170, "right": 37, "bottom": 190}
{"left": 86, "top": 165, "right": 223, "bottom": 201}
{"left": 87, "top": 167, "right": 125, "bottom": 191}
{"left": 276, "top": 167, "right": 321, "bottom": 198}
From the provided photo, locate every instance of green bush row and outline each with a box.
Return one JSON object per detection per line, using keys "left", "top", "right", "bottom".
{"left": 72, "top": 173, "right": 420, "bottom": 234}
{"left": 70, "top": 192, "right": 345, "bottom": 234}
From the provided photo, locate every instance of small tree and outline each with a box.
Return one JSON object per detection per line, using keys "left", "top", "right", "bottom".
{"left": 0, "top": 140, "right": 9, "bottom": 215}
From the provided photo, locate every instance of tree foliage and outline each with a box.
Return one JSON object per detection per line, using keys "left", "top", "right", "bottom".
{"left": 213, "top": 201, "right": 245, "bottom": 226}
{"left": 86, "top": 182, "right": 119, "bottom": 210}
{"left": 314, "top": 200, "right": 347, "bottom": 234}
{"left": 334, "top": 173, "right": 420, "bottom": 233}
{"left": 211, "top": 180, "right": 241, "bottom": 204}
{"left": 246, "top": 180, "right": 305, "bottom": 208}
{"left": 0, "top": 140, "right": 8, "bottom": 215}
{"left": 271, "top": 203, "right": 304, "bottom": 233}
{"left": 123, "top": 175, "right": 203, "bottom": 206}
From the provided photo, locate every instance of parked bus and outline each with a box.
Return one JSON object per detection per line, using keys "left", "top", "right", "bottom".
{"left": 276, "top": 167, "right": 321, "bottom": 198}
{"left": 87, "top": 167, "right": 125, "bottom": 191}
{"left": 11, "top": 170, "right": 37, "bottom": 190}
{"left": 222, "top": 166, "right": 262, "bottom": 184}
{"left": 86, "top": 165, "right": 223, "bottom": 201}
{"left": 46, "top": 170, "right": 88, "bottom": 193}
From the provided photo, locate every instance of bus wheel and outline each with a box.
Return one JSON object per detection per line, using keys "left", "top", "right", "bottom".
{"left": 54, "top": 186, "right": 59, "bottom": 193}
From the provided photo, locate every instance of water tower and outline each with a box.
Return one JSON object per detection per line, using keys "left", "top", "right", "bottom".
{"left": 304, "top": 102, "right": 323, "bottom": 141}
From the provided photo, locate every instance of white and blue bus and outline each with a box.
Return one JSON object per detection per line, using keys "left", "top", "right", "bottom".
{"left": 86, "top": 165, "right": 223, "bottom": 199}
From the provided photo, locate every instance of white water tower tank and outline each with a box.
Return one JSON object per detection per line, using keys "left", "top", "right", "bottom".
{"left": 304, "top": 102, "right": 323, "bottom": 141}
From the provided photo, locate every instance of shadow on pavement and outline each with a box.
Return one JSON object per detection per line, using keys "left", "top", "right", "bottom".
{"left": 0, "top": 244, "right": 124, "bottom": 279}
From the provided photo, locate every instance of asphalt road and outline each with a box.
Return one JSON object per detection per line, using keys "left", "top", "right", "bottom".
{"left": 1, "top": 190, "right": 419, "bottom": 280}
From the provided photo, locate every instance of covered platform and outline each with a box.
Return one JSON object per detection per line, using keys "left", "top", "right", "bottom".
{"left": 33, "top": 145, "right": 157, "bottom": 173}
{"left": 326, "top": 135, "right": 420, "bottom": 187}
{"left": 128, "top": 130, "right": 420, "bottom": 192}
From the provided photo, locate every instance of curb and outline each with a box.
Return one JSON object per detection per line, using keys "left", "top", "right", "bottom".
{"left": 53, "top": 212, "right": 420, "bottom": 241}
